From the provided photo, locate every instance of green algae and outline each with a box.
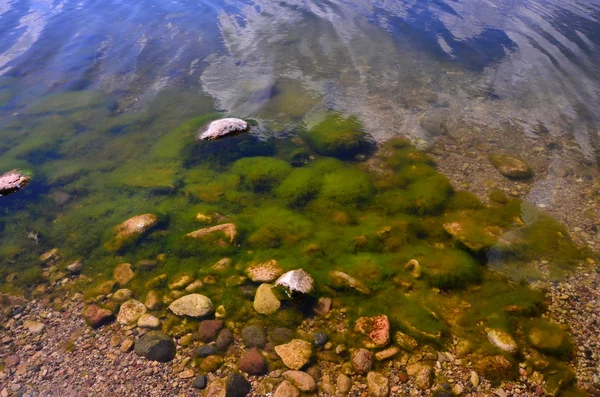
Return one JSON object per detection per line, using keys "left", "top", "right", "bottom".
{"left": 24, "top": 91, "right": 116, "bottom": 115}
{"left": 232, "top": 157, "right": 292, "bottom": 192}
{"left": 302, "top": 112, "right": 371, "bottom": 158}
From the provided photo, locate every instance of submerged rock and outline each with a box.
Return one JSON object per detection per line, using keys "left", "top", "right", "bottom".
{"left": 185, "top": 223, "right": 237, "bottom": 243}
{"left": 351, "top": 348, "right": 373, "bottom": 374}
{"left": 275, "top": 269, "right": 314, "bottom": 295}
{"left": 225, "top": 372, "right": 251, "bottom": 397}
{"left": 168, "top": 294, "right": 214, "bottom": 318}
{"left": 134, "top": 331, "right": 176, "bottom": 362}
{"left": 239, "top": 347, "right": 267, "bottom": 375}
{"left": 253, "top": 283, "right": 281, "bottom": 314}
{"left": 275, "top": 339, "right": 312, "bottom": 370}
{"left": 66, "top": 260, "right": 83, "bottom": 274}
{"left": 489, "top": 154, "right": 533, "bottom": 179}
{"left": 328, "top": 270, "right": 371, "bottom": 294}
{"left": 367, "top": 371, "right": 389, "bottom": 397}
{"left": 273, "top": 380, "right": 300, "bottom": 397}
{"left": 241, "top": 325, "right": 267, "bottom": 348}
{"left": 283, "top": 370, "right": 317, "bottom": 392}
{"left": 486, "top": 329, "right": 518, "bottom": 353}
{"left": 117, "top": 299, "right": 147, "bottom": 325}
{"left": 0, "top": 169, "right": 30, "bottom": 196}
{"left": 106, "top": 214, "right": 158, "bottom": 252}
{"left": 82, "top": 304, "right": 114, "bottom": 328}
{"left": 113, "top": 263, "right": 135, "bottom": 286}
{"left": 245, "top": 260, "right": 283, "bottom": 283}
{"left": 354, "top": 315, "right": 390, "bottom": 347}
{"left": 199, "top": 118, "right": 250, "bottom": 141}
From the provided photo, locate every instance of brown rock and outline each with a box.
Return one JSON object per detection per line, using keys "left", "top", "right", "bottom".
{"left": 198, "top": 320, "right": 224, "bottom": 342}
{"left": 351, "top": 348, "right": 373, "bottom": 374}
{"left": 239, "top": 348, "right": 267, "bottom": 375}
{"left": 199, "top": 355, "right": 224, "bottom": 373}
{"left": 82, "top": 304, "right": 114, "bottom": 328}
{"left": 245, "top": 260, "right": 283, "bottom": 283}
{"left": 274, "top": 339, "right": 312, "bottom": 370}
{"left": 354, "top": 315, "right": 390, "bottom": 347}
{"left": 273, "top": 380, "right": 300, "bottom": 397}
{"left": 105, "top": 214, "right": 159, "bottom": 252}
{"left": 283, "top": 370, "right": 317, "bottom": 392}
{"left": 367, "top": 371, "right": 389, "bottom": 397}
{"left": 4, "top": 355, "right": 20, "bottom": 368}
{"left": 113, "top": 263, "right": 135, "bottom": 286}
{"left": 314, "top": 297, "right": 332, "bottom": 316}
{"left": 337, "top": 374, "right": 352, "bottom": 394}
{"left": 185, "top": 223, "right": 237, "bottom": 243}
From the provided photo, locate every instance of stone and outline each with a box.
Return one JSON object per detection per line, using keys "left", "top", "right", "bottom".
{"left": 270, "top": 328, "right": 295, "bottom": 345}
{"left": 82, "top": 304, "right": 114, "bottom": 328}
{"left": 205, "top": 378, "right": 226, "bottom": 397}
{"left": 4, "top": 355, "right": 20, "bottom": 368}
{"left": 193, "top": 375, "right": 208, "bottom": 390}
{"left": 137, "top": 313, "right": 160, "bottom": 329}
{"left": 40, "top": 248, "right": 60, "bottom": 265}
{"left": 320, "top": 374, "right": 336, "bottom": 394}
{"left": 283, "top": 370, "right": 317, "bottom": 392}
{"left": 144, "top": 290, "right": 161, "bottom": 310}
{"left": 241, "top": 325, "right": 267, "bottom": 348}
{"left": 117, "top": 299, "right": 147, "bottom": 325}
{"left": 407, "top": 363, "right": 434, "bottom": 390}
{"left": 354, "top": 315, "right": 390, "bottom": 347}
{"left": 168, "top": 294, "right": 214, "bottom": 317}
{"left": 367, "top": 371, "right": 389, "bottom": 397}
{"left": 185, "top": 280, "right": 204, "bottom": 292}
{"left": 120, "top": 338, "right": 134, "bottom": 353}
{"left": 134, "top": 331, "right": 176, "bottom": 362}
{"left": 313, "top": 331, "right": 327, "bottom": 348}
{"left": 314, "top": 297, "right": 332, "bottom": 316}
{"left": 217, "top": 328, "right": 234, "bottom": 350}
{"left": 135, "top": 259, "right": 158, "bottom": 271}
{"left": 66, "top": 260, "right": 83, "bottom": 274}
{"left": 328, "top": 270, "right": 371, "bottom": 294}
{"left": 487, "top": 329, "right": 518, "bottom": 353}
{"left": 273, "top": 380, "right": 300, "bottom": 397}
{"left": 113, "top": 263, "right": 135, "bottom": 286}
{"left": 93, "top": 280, "right": 116, "bottom": 296}
{"left": 375, "top": 346, "right": 399, "bottom": 361}
{"left": 197, "top": 344, "right": 218, "bottom": 357}
{"left": 275, "top": 269, "right": 314, "bottom": 295}
{"left": 239, "top": 347, "right": 267, "bottom": 375}
{"left": 245, "top": 260, "right": 283, "bottom": 283}
{"left": 527, "top": 323, "right": 570, "bottom": 356}
{"left": 394, "top": 331, "right": 418, "bottom": 351}
{"left": 470, "top": 371, "right": 479, "bottom": 387}
{"left": 199, "top": 355, "right": 224, "bottom": 372}
{"left": 185, "top": 223, "right": 237, "bottom": 243}
{"left": 179, "top": 369, "right": 195, "bottom": 379}
{"left": 489, "top": 154, "right": 533, "bottom": 179}
{"left": 23, "top": 320, "right": 45, "bottom": 335}
{"left": 275, "top": 339, "right": 312, "bottom": 370}
{"left": 351, "top": 348, "right": 373, "bottom": 374}
{"left": 106, "top": 214, "right": 158, "bottom": 252}
{"left": 473, "top": 354, "right": 514, "bottom": 381}
{"left": 168, "top": 274, "right": 193, "bottom": 290}
{"left": 337, "top": 374, "right": 352, "bottom": 393}
{"left": 226, "top": 372, "right": 251, "bottom": 397}
{"left": 112, "top": 288, "right": 133, "bottom": 302}
{"left": 253, "top": 283, "right": 281, "bottom": 314}
{"left": 199, "top": 118, "right": 250, "bottom": 141}
{"left": 198, "top": 320, "right": 224, "bottom": 342}
{"left": 0, "top": 169, "right": 30, "bottom": 196}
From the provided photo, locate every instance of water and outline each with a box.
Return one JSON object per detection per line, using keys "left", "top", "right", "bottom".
{"left": 1, "top": 0, "right": 599, "bottom": 393}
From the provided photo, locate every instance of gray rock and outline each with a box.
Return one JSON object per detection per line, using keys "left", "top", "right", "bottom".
{"left": 241, "top": 325, "right": 267, "bottom": 348}
{"left": 199, "top": 118, "right": 250, "bottom": 141}
{"left": 193, "top": 375, "right": 208, "bottom": 389}
{"left": 197, "top": 344, "right": 217, "bottom": 358}
{"left": 134, "top": 331, "right": 176, "bottom": 362}
{"left": 313, "top": 331, "right": 327, "bottom": 348}
{"left": 225, "top": 372, "right": 251, "bottom": 397}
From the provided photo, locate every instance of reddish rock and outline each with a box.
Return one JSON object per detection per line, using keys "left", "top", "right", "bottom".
{"left": 5, "top": 355, "right": 20, "bottom": 368}
{"left": 354, "top": 315, "right": 390, "bottom": 346}
{"left": 82, "top": 304, "right": 114, "bottom": 328}
{"left": 351, "top": 348, "right": 373, "bottom": 374}
{"left": 0, "top": 169, "right": 30, "bottom": 196}
{"left": 239, "top": 347, "right": 267, "bottom": 375}
{"left": 198, "top": 320, "right": 224, "bottom": 342}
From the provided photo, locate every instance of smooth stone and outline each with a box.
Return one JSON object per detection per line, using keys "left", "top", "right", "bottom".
{"left": 241, "top": 325, "right": 267, "bottom": 349}
{"left": 134, "top": 331, "right": 176, "bottom": 362}
{"left": 282, "top": 370, "right": 317, "bottom": 392}
{"left": 198, "top": 320, "right": 224, "bottom": 342}
{"left": 351, "top": 348, "right": 373, "bottom": 374}
{"left": 82, "top": 304, "right": 114, "bottom": 328}
{"left": 197, "top": 344, "right": 218, "bottom": 358}
{"left": 193, "top": 375, "right": 208, "bottom": 390}
{"left": 216, "top": 328, "right": 234, "bottom": 350}
{"left": 66, "top": 260, "right": 83, "bottom": 274}
{"left": 487, "top": 329, "right": 518, "bottom": 353}
{"left": 337, "top": 374, "right": 352, "bottom": 394}
{"left": 225, "top": 372, "right": 251, "bottom": 397}
{"left": 253, "top": 283, "right": 281, "bottom": 315}
{"left": 168, "top": 294, "right": 214, "bottom": 318}
{"left": 144, "top": 290, "right": 161, "bottom": 310}
{"left": 199, "top": 118, "right": 250, "bottom": 141}
{"left": 113, "top": 263, "right": 135, "bottom": 286}
{"left": 367, "top": 371, "right": 390, "bottom": 397}
{"left": 23, "top": 321, "right": 45, "bottom": 335}
{"left": 137, "top": 313, "right": 160, "bottom": 329}
{"left": 275, "top": 339, "right": 312, "bottom": 370}
{"left": 273, "top": 380, "right": 300, "bottom": 397}
{"left": 328, "top": 270, "right": 371, "bottom": 294}
{"left": 489, "top": 154, "right": 533, "bottom": 179}
{"left": 112, "top": 288, "right": 133, "bottom": 302}
{"left": 375, "top": 346, "right": 400, "bottom": 361}
{"left": 168, "top": 274, "right": 193, "bottom": 290}
{"left": 106, "top": 214, "right": 158, "bottom": 252}
{"left": 117, "top": 299, "right": 147, "bottom": 325}
{"left": 185, "top": 223, "right": 237, "bottom": 243}
{"left": 239, "top": 347, "right": 267, "bottom": 375}
{"left": 313, "top": 331, "right": 327, "bottom": 348}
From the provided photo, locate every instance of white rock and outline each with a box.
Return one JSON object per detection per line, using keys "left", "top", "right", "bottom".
{"left": 199, "top": 118, "right": 249, "bottom": 140}
{"left": 168, "top": 294, "right": 214, "bottom": 317}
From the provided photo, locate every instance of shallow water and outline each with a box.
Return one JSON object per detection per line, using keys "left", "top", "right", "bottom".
{"left": 0, "top": 0, "right": 599, "bottom": 392}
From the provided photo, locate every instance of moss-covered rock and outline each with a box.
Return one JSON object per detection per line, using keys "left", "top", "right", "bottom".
{"left": 303, "top": 113, "right": 370, "bottom": 158}
{"left": 526, "top": 319, "right": 573, "bottom": 359}
{"left": 232, "top": 157, "right": 292, "bottom": 191}
{"left": 321, "top": 168, "right": 372, "bottom": 205}
{"left": 489, "top": 154, "right": 533, "bottom": 180}
{"left": 276, "top": 167, "right": 322, "bottom": 207}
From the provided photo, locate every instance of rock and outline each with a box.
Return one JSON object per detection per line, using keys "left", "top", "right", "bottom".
{"left": 198, "top": 320, "right": 224, "bottom": 342}
{"left": 40, "top": 248, "right": 61, "bottom": 265}
{"left": 273, "top": 380, "right": 300, "bottom": 397}
{"left": 283, "top": 370, "right": 317, "bottom": 392}
{"left": 168, "top": 294, "right": 214, "bottom": 317}
{"left": 134, "top": 331, "right": 176, "bottom": 362}
{"left": 217, "top": 328, "right": 234, "bottom": 350}
{"left": 112, "top": 288, "right": 133, "bottom": 302}
{"left": 199, "top": 118, "right": 250, "bottom": 141}
{"left": 226, "top": 372, "right": 251, "bottom": 397}
{"left": 314, "top": 297, "right": 332, "bottom": 316}
{"left": 239, "top": 347, "right": 267, "bottom": 375}
{"left": 144, "top": 290, "right": 161, "bottom": 310}
{"left": 0, "top": 169, "right": 30, "bottom": 196}
{"left": 489, "top": 154, "right": 533, "bottom": 179}
{"left": 354, "top": 315, "right": 390, "bottom": 347}
{"left": 179, "top": 369, "right": 195, "bottom": 379}
{"left": 473, "top": 354, "right": 514, "bottom": 381}
{"left": 407, "top": 363, "right": 434, "bottom": 390}
{"left": 185, "top": 280, "right": 204, "bottom": 292}
{"left": 404, "top": 259, "right": 422, "bottom": 279}
{"left": 185, "top": 223, "right": 237, "bottom": 243}
{"left": 253, "top": 283, "right": 281, "bottom": 314}
{"left": 245, "top": 260, "right": 283, "bottom": 283}
{"left": 337, "top": 374, "right": 352, "bottom": 393}
{"left": 275, "top": 269, "right": 314, "bottom": 295}
{"left": 66, "top": 260, "right": 83, "bottom": 274}
{"left": 375, "top": 346, "right": 399, "bottom": 361}
{"left": 320, "top": 374, "right": 336, "bottom": 394}
{"left": 117, "top": 299, "right": 147, "bottom": 325}
{"left": 470, "top": 371, "right": 479, "bottom": 387}
{"left": 367, "top": 372, "right": 389, "bottom": 397}
{"left": 270, "top": 328, "right": 295, "bottom": 345}
{"left": 241, "top": 325, "right": 267, "bottom": 348}
{"left": 120, "top": 338, "right": 134, "bottom": 353}
{"left": 82, "top": 304, "right": 114, "bottom": 328}
{"left": 137, "top": 313, "right": 160, "bottom": 329}
{"left": 4, "top": 355, "right": 20, "bottom": 368}
{"left": 197, "top": 344, "right": 218, "bottom": 358}
{"left": 527, "top": 322, "right": 570, "bottom": 357}
{"left": 313, "top": 331, "right": 327, "bottom": 348}
{"left": 453, "top": 384, "right": 464, "bottom": 395}
{"left": 193, "top": 375, "right": 208, "bottom": 390}
{"left": 93, "top": 280, "right": 116, "bottom": 296}
{"left": 329, "top": 270, "right": 371, "bottom": 294}
{"left": 168, "top": 274, "right": 193, "bottom": 290}
{"left": 135, "top": 259, "right": 158, "bottom": 271}
{"left": 106, "top": 214, "right": 158, "bottom": 252}
{"left": 351, "top": 348, "right": 373, "bottom": 374}
{"left": 205, "top": 378, "right": 226, "bottom": 397}
{"left": 23, "top": 320, "right": 45, "bottom": 335}
{"left": 275, "top": 339, "right": 312, "bottom": 370}
{"left": 200, "top": 355, "right": 224, "bottom": 372}
{"left": 394, "top": 331, "right": 418, "bottom": 351}
{"left": 487, "top": 329, "right": 518, "bottom": 353}
{"left": 113, "top": 263, "right": 135, "bottom": 286}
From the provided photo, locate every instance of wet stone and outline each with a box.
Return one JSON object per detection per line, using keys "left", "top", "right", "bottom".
{"left": 134, "top": 331, "right": 176, "bottom": 362}
{"left": 197, "top": 344, "right": 218, "bottom": 358}
{"left": 198, "top": 320, "right": 224, "bottom": 342}
{"left": 216, "top": 328, "right": 234, "bottom": 350}
{"left": 239, "top": 347, "right": 267, "bottom": 375}
{"left": 82, "top": 304, "right": 114, "bottom": 328}
{"left": 273, "top": 380, "right": 300, "bottom": 397}
{"left": 313, "top": 331, "right": 327, "bottom": 348}
{"left": 283, "top": 370, "right": 317, "bottom": 392}
{"left": 270, "top": 328, "right": 294, "bottom": 345}
{"left": 275, "top": 339, "right": 312, "bottom": 370}
{"left": 225, "top": 372, "right": 251, "bottom": 397}
{"left": 193, "top": 375, "right": 208, "bottom": 390}
{"left": 241, "top": 325, "right": 267, "bottom": 348}
{"left": 351, "top": 348, "right": 373, "bottom": 374}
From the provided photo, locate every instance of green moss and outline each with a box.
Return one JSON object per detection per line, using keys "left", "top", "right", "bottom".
{"left": 25, "top": 91, "right": 115, "bottom": 115}
{"left": 489, "top": 188, "right": 509, "bottom": 204}
{"left": 276, "top": 167, "right": 322, "bottom": 207}
{"left": 303, "top": 112, "right": 370, "bottom": 158}
{"left": 525, "top": 319, "right": 573, "bottom": 359}
{"left": 320, "top": 168, "right": 373, "bottom": 205}
{"left": 446, "top": 191, "right": 485, "bottom": 210}
{"left": 232, "top": 157, "right": 292, "bottom": 192}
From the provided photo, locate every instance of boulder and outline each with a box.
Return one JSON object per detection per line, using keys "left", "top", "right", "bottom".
{"left": 351, "top": 348, "right": 373, "bottom": 374}
{"left": 282, "top": 370, "right": 316, "bottom": 392}
{"left": 239, "top": 347, "right": 267, "bottom": 375}
{"left": 105, "top": 214, "right": 158, "bottom": 252}
{"left": 275, "top": 269, "right": 314, "bottom": 295}
{"left": 275, "top": 339, "right": 312, "bottom": 370}
{"left": 168, "top": 294, "right": 214, "bottom": 317}
{"left": 489, "top": 154, "right": 533, "bottom": 179}
{"left": 241, "top": 325, "right": 267, "bottom": 348}
{"left": 198, "top": 320, "right": 224, "bottom": 342}
{"left": 82, "top": 304, "right": 114, "bottom": 328}
{"left": 487, "top": 329, "right": 518, "bottom": 353}
{"left": 0, "top": 169, "right": 30, "bottom": 196}
{"left": 245, "top": 260, "right": 283, "bottom": 283}
{"left": 113, "top": 263, "right": 135, "bottom": 286}
{"left": 134, "top": 331, "right": 176, "bottom": 362}
{"left": 117, "top": 299, "right": 147, "bottom": 325}
{"left": 199, "top": 118, "right": 250, "bottom": 141}
{"left": 253, "top": 283, "right": 281, "bottom": 315}
{"left": 185, "top": 223, "right": 237, "bottom": 243}
{"left": 367, "top": 372, "right": 389, "bottom": 397}
{"left": 354, "top": 315, "right": 390, "bottom": 347}
{"left": 225, "top": 372, "right": 251, "bottom": 397}
{"left": 328, "top": 270, "right": 371, "bottom": 294}
{"left": 273, "top": 380, "right": 300, "bottom": 397}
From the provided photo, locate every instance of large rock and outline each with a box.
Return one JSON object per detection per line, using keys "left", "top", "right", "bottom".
{"left": 134, "top": 331, "right": 176, "bottom": 362}
{"left": 113, "top": 263, "right": 135, "bottom": 286}
{"left": 82, "top": 304, "right": 114, "bottom": 328}
{"left": 253, "top": 283, "right": 281, "bottom": 315}
{"left": 117, "top": 299, "right": 147, "bottom": 325}
{"left": 487, "top": 329, "right": 518, "bottom": 353}
{"left": 199, "top": 118, "right": 250, "bottom": 141}
{"left": 354, "top": 315, "right": 390, "bottom": 347}
{"left": 168, "top": 294, "right": 214, "bottom": 317}
{"left": 225, "top": 372, "right": 251, "bottom": 397}
{"left": 245, "top": 260, "right": 283, "bottom": 283}
{"left": 0, "top": 169, "right": 30, "bottom": 196}
{"left": 241, "top": 325, "right": 267, "bottom": 348}
{"left": 106, "top": 214, "right": 158, "bottom": 252}
{"left": 489, "top": 154, "right": 533, "bottom": 179}
{"left": 328, "top": 270, "right": 371, "bottom": 294}
{"left": 367, "top": 372, "right": 389, "bottom": 397}
{"left": 239, "top": 347, "right": 267, "bottom": 375}
{"left": 275, "top": 339, "right": 312, "bottom": 370}
{"left": 275, "top": 269, "right": 314, "bottom": 295}
{"left": 185, "top": 223, "right": 237, "bottom": 243}
{"left": 282, "top": 370, "right": 317, "bottom": 392}
{"left": 351, "top": 348, "right": 373, "bottom": 374}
